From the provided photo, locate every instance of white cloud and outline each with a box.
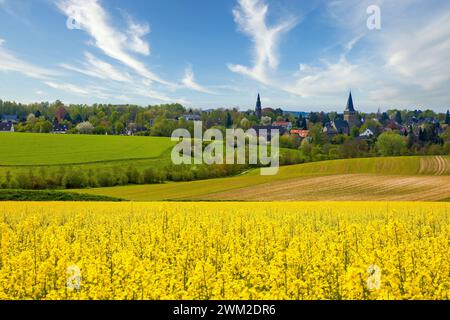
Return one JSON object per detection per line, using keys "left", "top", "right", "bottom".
{"left": 126, "top": 18, "right": 150, "bottom": 56}
{"left": 321, "top": 0, "right": 450, "bottom": 107}
{"left": 44, "top": 81, "right": 90, "bottom": 95}
{"left": 285, "top": 35, "right": 369, "bottom": 97}
{"left": 384, "top": 10, "right": 450, "bottom": 92}
{"left": 182, "top": 65, "right": 215, "bottom": 94}
{"left": 35, "top": 90, "right": 45, "bottom": 96}
{"left": 134, "top": 86, "right": 188, "bottom": 104}
{"left": 60, "top": 52, "right": 131, "bottom": 82}
{"left": 0, "top": 39, "right": 5, "bottom": 46}
{"left": 228, "top": 0, "right": 297, "bottom": 82}
{"left": 0, "top": 45, "right": 57, "bottom": 79}
{"left": 288, "top": 57, "right": 368, "bottom": 97}
{"left": 56, "top": 0, "right": 171, "bottom": 86}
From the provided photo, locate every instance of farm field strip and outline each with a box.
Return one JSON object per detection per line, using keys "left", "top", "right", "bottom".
{"left": 199, "top": 174, "right": 450, "bottom": 201}
{"left": 73, "top": 156, "right": 450, "bottom": 201}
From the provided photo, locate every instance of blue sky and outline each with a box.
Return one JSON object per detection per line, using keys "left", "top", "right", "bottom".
{"left": 0, "top": 0, "right": 449, "bottom": 112}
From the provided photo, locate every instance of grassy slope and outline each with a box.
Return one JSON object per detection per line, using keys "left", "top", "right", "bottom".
{"left": 0, "top": 133, "right": 177, "bottom": 179}
{"left": 0, "top": 133, "right": 300, "bottom": 176}
{"left": 73, "top": 156, "right": 450, "bottom": 201}
{"left": 0, "top": 133, "right": 174, "bottom": 165}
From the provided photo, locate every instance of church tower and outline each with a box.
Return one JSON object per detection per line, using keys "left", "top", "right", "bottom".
{"left": 344, "top": 91, "right": 359, "bottom": 128}
{"left": 255, "top": 94, "right": 262, "bottom": 120}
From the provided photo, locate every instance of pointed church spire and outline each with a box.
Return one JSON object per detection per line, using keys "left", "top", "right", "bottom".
{"left": 345, "top": 91, "right": 355, "bottom": 112}
{"left": 255, "top": 93, "right": 262, "bottom": 119}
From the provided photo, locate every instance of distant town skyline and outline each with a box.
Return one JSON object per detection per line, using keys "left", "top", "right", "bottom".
{"left": 0, "top": 0, "right": 450, "bottom": 111}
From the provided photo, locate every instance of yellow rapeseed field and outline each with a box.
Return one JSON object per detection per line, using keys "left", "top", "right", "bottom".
{"left": 0, "top": 201, "right": 449, "bottom": 300}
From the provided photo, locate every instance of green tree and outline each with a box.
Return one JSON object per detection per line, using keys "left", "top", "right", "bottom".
{"left": 309, "top": 124, "right": 326, "bottom": 146}
{"left": 150, "top": 117, "right": 177, "bottom": 136}
{"left": 115, "top": 122, "right": 125, "bottom": 134}
{"left": 350, "top": 126, "right": 360, "bottom": 138}
{"left": 226, "top": 112, "right": 233, "bottom": 128}
{"left": 37, "top": 120, "right": 53, "bottom": 133}
{"left": 375, "top": 132, "right": 407, "bottom": 156}
{"left": 394, "top": 111, "right": 403, "bottom": 124}
{"left": 93, "top": 126, "right": 107, "bottom": 135}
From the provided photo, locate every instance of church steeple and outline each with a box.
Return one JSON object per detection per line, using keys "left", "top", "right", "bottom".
{"left": 345, "top": 91, "right": 355, "bottom": 112}
{"left": 255, "top": 93, "right": 262, "bottom": 119}
{"left": 344, "top": 91, "right": 359, "bottom": 129}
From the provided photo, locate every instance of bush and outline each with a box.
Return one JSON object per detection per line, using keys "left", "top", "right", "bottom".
{"left": 63, "top": 168, "right": 88, "bottom": 189}
{"left": 76, "top": 121, "right": 94, "bottom": 134}
{"left": 143, "top": 167, "right": 165, "bottom": 184}
{"left": 126, "top": 166, "right": 142, "bottom": 184}
{"left": 97, "top": 170, "right": 115, "bottom": 187}
{"left": 376, "top": 132, "right": 407, "bottom": 156}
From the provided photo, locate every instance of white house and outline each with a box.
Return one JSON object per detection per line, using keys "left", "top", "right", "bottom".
{"left": 272, "top": 121, "right": 293, "bottom": 130}
{"left": 180, "top": 114, "right": 201, "bottom": 121}
{"left": 359, "top": 127, "right": 376, "bottom": 138}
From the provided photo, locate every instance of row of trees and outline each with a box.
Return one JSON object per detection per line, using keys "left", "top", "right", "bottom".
{"left": 0, "top": 163, "right": 251, "bottom": 190}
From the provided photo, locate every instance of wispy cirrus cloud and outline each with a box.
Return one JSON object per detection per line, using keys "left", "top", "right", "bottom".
{"left": 60, "top": 52, "right": 132, "bottom": 83}
{"left": 288, "top": 58, "right": 367, "bottom": 98}
{"left": 0, "top": 43, "right": 57, "bottom": 79}
{"left": 228, "top": 0, "right": 297, "bottom": 83}
{"left": 134, "top": 86, "right": 188, "bottom": 104}
{"left": 44, "top": 81, "right": 90, "bottom": 95}
{"left": 384, "top": 10, "right": 450, "bottom": 92}
{"left": 322, "top": 0, "right": 450, "bottom": 106}
{"left": 228, "top": 0, "right": 450, "bottom": 108}
{"left": 182, "top": 65, "right": 216, "bottom": 94}
{"left": 56, "top": 0, "right": 172, "bottom": 86}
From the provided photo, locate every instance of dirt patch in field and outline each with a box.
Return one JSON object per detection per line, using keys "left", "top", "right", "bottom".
{"left": 196, "top": 174, "right": 450, "bottom": 201}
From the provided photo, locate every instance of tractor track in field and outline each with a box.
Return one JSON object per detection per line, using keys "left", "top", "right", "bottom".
{"left": 419, "top": 156, "right": 449, "bottom": 175}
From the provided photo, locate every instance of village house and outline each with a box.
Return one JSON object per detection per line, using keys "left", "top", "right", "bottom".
{"left": 252, "top": 125, "right": 286, "bottom": 142}
{"left": 324, "top": 119, "right": 350, "bottom": 135}
{"left": 53, "top": 123, "right": 69, "bottom": 134}
{"left": 180, "top": 114, "right": 201, "bottom": 121}
{"left": 359, "top": 127, "right": 376, "bottom": 138}
{"left": 272, "top": 121, "right": 293, "bottom": 130}
{"left": 0, "top": 122, "right": 15, "bottom": 132}
{"left": 291, "top": 129, "right": 310, "bottom": 138}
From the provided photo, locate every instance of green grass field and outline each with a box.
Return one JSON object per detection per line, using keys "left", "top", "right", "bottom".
{"left": 72, "top": 156, "right": 450, "bottom": 201}
{"left": 0, "top": 133, "right": 175, "bottom": 166}
{"left": 0, "top": 133, "right": 178, "bottom": 181}
{"left": 0, "top": 133, "right": 309, "bottom": 188}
